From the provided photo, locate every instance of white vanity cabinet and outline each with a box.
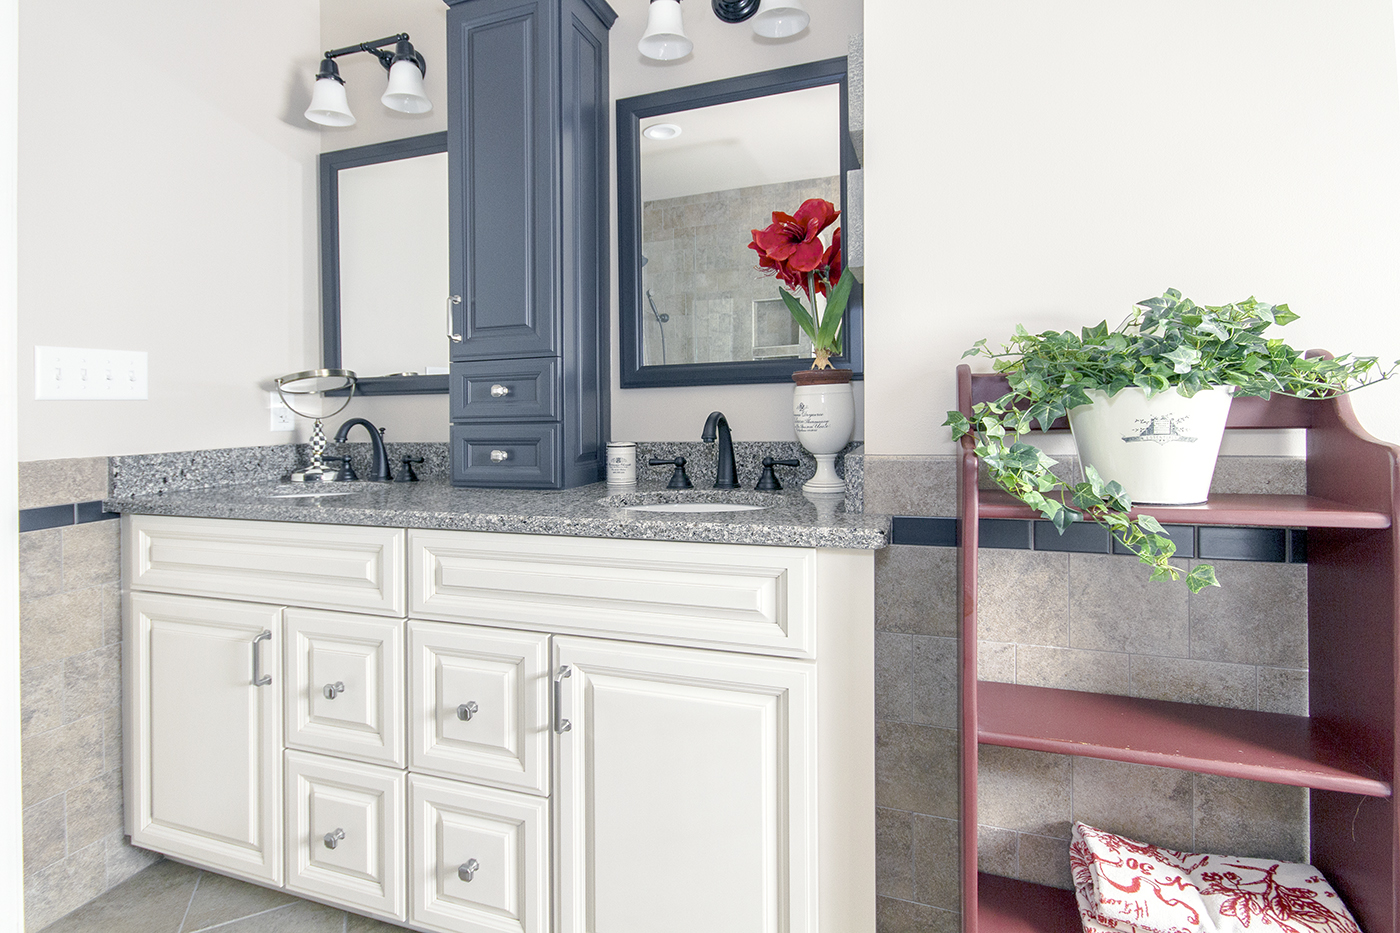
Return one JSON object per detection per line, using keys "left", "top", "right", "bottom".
{"left": 123, "top": 514, "right": 876, "bottom": 933}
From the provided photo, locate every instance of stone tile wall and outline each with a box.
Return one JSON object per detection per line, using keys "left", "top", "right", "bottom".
{"left": 640, "top": 175, "right": 842, "bottom": 366}
{"left": 866, "top": 454, "right": 1312, "bottom": 930}
{"left": 18, "top": 458, "right": 161, "bottom": 932}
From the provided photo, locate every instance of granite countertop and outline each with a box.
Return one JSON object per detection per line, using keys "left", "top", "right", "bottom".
{"left": 105, "top": 478, "right": 889, "bottom": 550}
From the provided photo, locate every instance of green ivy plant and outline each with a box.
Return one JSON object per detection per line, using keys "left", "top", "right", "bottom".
{"left": 944, "top": 289, "right": 1397, "bottom": 593}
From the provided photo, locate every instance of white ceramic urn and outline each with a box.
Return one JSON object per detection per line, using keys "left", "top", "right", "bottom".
{"left": 792, "top": 371, "right": 855, "bottom": 494}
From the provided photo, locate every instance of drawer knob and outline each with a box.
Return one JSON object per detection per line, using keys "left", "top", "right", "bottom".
{"left": 490, "top": 449, "right": 510, "bottom": 463}
{"left": 458, "top": 858, "right": 480, "bottom": 883}
{"left": 323, "top": 681, "right": 345, "bottom": 700}
{"left": 324, "top": 828, "right": 345, "bottom": 850}
{"left": 490, "top": 384, "right": 511, "bottom": 397}
{"left": 456, "top": 701, "right": 479, "bottom": 721}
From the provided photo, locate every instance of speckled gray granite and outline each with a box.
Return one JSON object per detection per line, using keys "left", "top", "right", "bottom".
{"left": 105, "top": 477, "right": 888, "bottom": 549}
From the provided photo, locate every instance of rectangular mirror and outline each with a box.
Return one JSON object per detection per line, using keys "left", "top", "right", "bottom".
{"left": 320, "top": 132, "right": 450, "bottom": 395}
{"left": 618, "top": 58, "right": 861, "bottom": 387}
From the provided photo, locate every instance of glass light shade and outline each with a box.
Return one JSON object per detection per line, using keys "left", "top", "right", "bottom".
{"left": 638, "top": 0, "right": 693, "bottom": 61}
{"left": 751, "top": 0, "right": 809, "bottom": 38}
{"left": 305, "top": 76, "right": 356, "bottom": 127}
{"left": 382, "top": 59, "right": 432, "bottom": 114}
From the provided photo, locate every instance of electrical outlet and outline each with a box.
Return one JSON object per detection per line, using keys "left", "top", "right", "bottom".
{"left": 269, "top": 391, "right": 295, "bottom": 432}
{"left": 35, "top": 346, "right": 148, "bottom": 400}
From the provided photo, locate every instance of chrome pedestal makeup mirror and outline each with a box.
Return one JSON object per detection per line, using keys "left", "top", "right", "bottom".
{"left": 275, "top": 369, "right": 358, "bottom": 482}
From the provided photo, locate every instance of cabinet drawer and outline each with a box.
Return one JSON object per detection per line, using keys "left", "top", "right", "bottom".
{"left": 285, "top": 750, "right": 406, "bottom": 921}
{"left": 124, "top": 515, "right": 405, "bottom": 617}
{"left": 410, "top": 530, "right": 817, "bottom": 657}
{"left": 409, "top": 621, "right": 550, "bottom": 795}
{"left": 450, "top": 358, "right": 559, "bottom": 421}
{"left": 285, "top": 610, "right": 405, "bottom": 767}
{"left": 450, "top": 424, "right": 558, "bottom": 488}
{"left": 409, "top": 773, "right": 549, "bottom": 933}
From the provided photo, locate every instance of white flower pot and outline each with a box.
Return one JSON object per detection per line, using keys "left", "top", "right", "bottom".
{"left": 1066, "top": 385, "right": 1234, "bottom": 505}
{"left": 793, "top": 373, "right": 854, "bottom": 493}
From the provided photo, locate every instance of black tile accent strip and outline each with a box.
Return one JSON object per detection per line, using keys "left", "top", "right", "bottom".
{"left": 890, "top": 515, "right": 1303, "bottom": 564}
{"left": 19, "top": 500, "right": 119, "bottom": 533}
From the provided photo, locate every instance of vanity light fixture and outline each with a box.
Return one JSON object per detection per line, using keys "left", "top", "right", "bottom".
{"left": 639, "top": 0, "right": 809, "bottom": 61}
{"left": 304, "top": 33, "right": 431, "bottom": 127}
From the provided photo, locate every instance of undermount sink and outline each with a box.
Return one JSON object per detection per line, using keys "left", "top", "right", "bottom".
{"left": 603, "top": 490, "right": 774, "bottom": 514}
{"left": 625, "top": 502, "right": 769, "bottom": 513}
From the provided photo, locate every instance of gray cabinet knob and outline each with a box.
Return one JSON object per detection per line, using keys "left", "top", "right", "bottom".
{"left": 323, "top": 682, "right": 345, "bottom": 700}
{"left": 490, "top": 449, "right": 510, "bottom": 463}
{"left": 324, "top": 828, "right": 345, "bottom": 849}
{"left": 458, "top": 858, "right": 480, "bottom": 882}
{"left": 457, "top": 701, "right": 479, "bottom": 721}
{"left": 490, "top": 384, "right": 511, "bottom": 397}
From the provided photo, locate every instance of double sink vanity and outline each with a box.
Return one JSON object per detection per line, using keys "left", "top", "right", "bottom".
{"left": 111, "top": 475, "right": 885, "bottom": 933}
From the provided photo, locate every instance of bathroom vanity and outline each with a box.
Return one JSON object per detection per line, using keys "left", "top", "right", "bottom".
{"left": 117, "top": 485, "right": 883, "bottom": 933}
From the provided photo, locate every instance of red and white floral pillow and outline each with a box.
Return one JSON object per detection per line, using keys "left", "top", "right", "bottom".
{"left": 1070, "top": 822, "right": 1363, "bottom": 933}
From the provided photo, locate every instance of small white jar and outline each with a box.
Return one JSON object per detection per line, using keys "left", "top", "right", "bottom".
{"left": 606, "top": 442, "right": 638, "bottom": 486}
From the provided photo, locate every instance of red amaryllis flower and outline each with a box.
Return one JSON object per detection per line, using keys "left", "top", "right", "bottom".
{"left": 748, "top": 197, "right": 840, "bottom": 276}
{"left": 815, "top": 227, "right": 842, "bottom": 297}
{"left": 749, "top": 240, "right": 806, "bottom": 292}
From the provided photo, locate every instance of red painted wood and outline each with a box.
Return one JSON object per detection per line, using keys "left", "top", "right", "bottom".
{"left": 978, "top": 873, "right": 1080, "bottom": 933}
{"left": 959, "top": 361, "right": 983, "bottom": 933}
{"left": 978, "top": 681, "right": 1391, "bottom": 797}
{"left": 976, "top": 488, "right": 1391, "bottom": 529}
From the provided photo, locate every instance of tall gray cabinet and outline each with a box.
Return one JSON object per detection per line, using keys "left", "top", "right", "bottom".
{"left": 445, "top": 0, "right": 614, "bottom": 488}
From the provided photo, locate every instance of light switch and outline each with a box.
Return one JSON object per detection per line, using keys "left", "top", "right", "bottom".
{"left": 35, "top": 346, "right": 148, "bottom": 400}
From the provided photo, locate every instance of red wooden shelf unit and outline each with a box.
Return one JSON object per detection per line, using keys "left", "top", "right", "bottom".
{"left": 957, "top": 365, "right": 1400, "bottom": 933}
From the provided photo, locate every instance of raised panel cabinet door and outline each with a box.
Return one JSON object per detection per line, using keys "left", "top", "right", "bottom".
{"left": 124, "top": 592, "right": 284, "bottom": 885}
{"left": 409, "top": 773, "right": 549, "bottom": 933}
{"left": 409, "top": 620, "right": 551, "bottom": 795}
{"left": 284, "top": 750, "right": 406, "bottom": 921}
{"left": 447, "top": 0, "right": 558, "bottom": 360}
{"left": 555, "top": 636, "right": 818, "bottom": 933}
{"left": 285, "top": 609, "right": 405, "bottom": 767}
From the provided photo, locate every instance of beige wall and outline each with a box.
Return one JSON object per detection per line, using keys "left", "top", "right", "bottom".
{"left": 17, "top": 0, "right": 323, "bottom": 460}
{"left": 865, "top": 0, "right": 1400, "bottom": 457}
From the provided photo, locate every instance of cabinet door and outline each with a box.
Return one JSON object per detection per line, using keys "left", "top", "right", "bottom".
{"left": 125, "top": 592, "right": 283, "bottom": 885}
{"left": 555, "top": 637, "right": 818, "bottom": 933}
{"left": 285, "top": 609, "right": 405, "bottom": 767}
{"left": 409, "top": 620, "right": 551, "bottom": 795}
{"left": 285, "top": 750, "right": 406, "bottom": 921}
{"left": 447, "top": 0, "right": 558, "bottom": 360}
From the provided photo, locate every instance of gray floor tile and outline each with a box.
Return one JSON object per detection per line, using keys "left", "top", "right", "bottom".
{"left": 199, "top": 900, "right": 345, "bottom": 933}
{"left": 180, "top": 870, "right": 297, "bottom": 933}
{"left": 38, "top": 859, "right": 199, "bottom": 933}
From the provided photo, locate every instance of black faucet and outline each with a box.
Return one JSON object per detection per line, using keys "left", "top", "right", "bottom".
{"left": 701, "top": 411, "right": 739, "bottom": 489}
{"left": 334, "top": 418, "right": 393, "bottom": 482}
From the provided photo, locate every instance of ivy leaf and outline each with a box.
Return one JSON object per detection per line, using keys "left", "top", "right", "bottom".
{"left": 1187, "top": 564, "right": 1220, "bottom": 593}
{"left": 1163, "top": 345, "right": 1201, "bottom": 374}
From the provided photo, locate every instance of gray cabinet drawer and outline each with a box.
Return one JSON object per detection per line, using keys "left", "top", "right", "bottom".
{"left": 451, "top": 424, "right": 558, "bottom": 488}
{"left": 450, "top": 359, "right": 558, "bottom": 421}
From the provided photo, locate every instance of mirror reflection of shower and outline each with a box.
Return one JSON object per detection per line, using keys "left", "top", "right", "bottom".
{"left": 642, "top": 254, "right": 670, "bottom": 364}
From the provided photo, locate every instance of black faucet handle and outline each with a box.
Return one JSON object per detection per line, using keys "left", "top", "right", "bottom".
{"left": 395, "top": 456, "right": 424, "bottom": 483}
{"left": 648, "top": 456, "right": 693, "bottom": 490}
{"left": 329, "top": 455, "right": 358, "bottom": 483}
{"left": 755, "top": 457, "right": 801, "bottom": 491}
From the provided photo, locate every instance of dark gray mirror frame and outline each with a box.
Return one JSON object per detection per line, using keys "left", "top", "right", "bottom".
{"left": 617, "top": 58, "right": 861, "bottom": 388}
{"left": 320, "top": 132, "right": 449, "bottom": 396}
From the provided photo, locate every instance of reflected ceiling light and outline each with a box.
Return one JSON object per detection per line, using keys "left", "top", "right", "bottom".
{"left": 305, "top": 33, "right": 431, "bottom": 127}
{"left": 640, "top": 0, "right": 810, "bottom": 62}
{"left": 639, "top": 0, "right": 693, "bottom": 61}
{"left": 643, "top": 123, "right": 683, "bottom": 140}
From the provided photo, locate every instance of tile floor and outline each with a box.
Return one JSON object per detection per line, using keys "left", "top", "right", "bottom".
{"left": 39, "top": 859, "right": 406, "bottom": 933}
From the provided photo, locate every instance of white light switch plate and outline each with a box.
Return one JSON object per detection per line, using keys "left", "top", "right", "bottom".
{"left": 35, "top": 346, "right": 148, "bottom": 400}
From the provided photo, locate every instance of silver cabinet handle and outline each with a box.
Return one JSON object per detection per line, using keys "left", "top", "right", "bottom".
{"left": 447, "top": 295, "right": 463, "bottom": 343}
{"left": 490, "top": 384, "right": 511, "bottom": 398}
{"left": 457, "top": 701, "right": 479, "bottom": 721}
{"left": 458, "top": 858, "right": 480, "bottom": 882}
{"left": 554, "top": 665, "right": 572, "bottom": 734}
{"left": 323, "top": 682, "right": 345, "bottom": 700}
{"left": 252, "top": 630, "right": 272, "bottom": 687}
{"left": 324, "top": 828, "right": 345, "bottom": 849}
{"left": 490, "top": 449, "right": 510, "bottom": 463}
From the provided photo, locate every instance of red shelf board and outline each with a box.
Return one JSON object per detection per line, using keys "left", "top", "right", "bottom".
{"left": 978, "top": 682, "right": 1391, "bottom": 798}
{"left": 979, "top": 873, "right": 1081, "bottom": 933}
{"left": 976, "top": 489, "right": 1391, "bottom": 529}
